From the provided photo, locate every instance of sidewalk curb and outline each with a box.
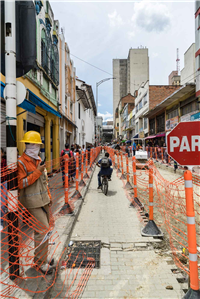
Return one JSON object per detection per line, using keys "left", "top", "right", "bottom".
{"left": 34, "top": 162, "right": 98, "bottom": 299}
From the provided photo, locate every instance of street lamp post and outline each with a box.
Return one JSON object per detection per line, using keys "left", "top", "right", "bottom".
{"left": 96, "top": 77, "right": 115, "bottom": 145}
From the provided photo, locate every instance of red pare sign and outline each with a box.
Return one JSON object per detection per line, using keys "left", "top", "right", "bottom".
{"left": 167, "top": 121, "right": 200, "bottom": 166}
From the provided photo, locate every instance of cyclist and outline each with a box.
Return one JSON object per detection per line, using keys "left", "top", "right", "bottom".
{"left": 96, "top": 152, "right": 113, "bottom": 189}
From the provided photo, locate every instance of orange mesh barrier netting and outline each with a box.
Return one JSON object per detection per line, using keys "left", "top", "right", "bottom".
{"left": 0, "top": 147, "right": 100, "bottom": 298}
{"left": 106, "top": 146, "right": 200, "bottom": 286}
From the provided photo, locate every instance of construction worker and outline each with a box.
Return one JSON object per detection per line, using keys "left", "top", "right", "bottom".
{"left": 18, "top": 131, "right": 54, "bottom": 275}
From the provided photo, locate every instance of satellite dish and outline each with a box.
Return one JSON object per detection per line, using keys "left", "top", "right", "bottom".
{"left": 3, "top": 81, "right": 26, "bottom": 105}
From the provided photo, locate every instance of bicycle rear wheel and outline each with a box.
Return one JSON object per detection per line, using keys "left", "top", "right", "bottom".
{"left": 102, "top": 178, "right": 108, "bottom": 195}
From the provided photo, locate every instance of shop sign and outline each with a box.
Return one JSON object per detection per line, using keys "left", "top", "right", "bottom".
{"left": 166, "top": 116, "right": 179, "bottom": 131}
{"left": 139, "top": 131, "right": 144, "bottom": 138}
{"left": 191, "top": 112, "right": 200, "bottom": 121}
{"left": 180, "top": 110, "right": 199, "bottom": 122}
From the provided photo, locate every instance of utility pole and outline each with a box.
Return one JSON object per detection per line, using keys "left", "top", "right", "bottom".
{"left": 5, "top": 0, "right": 19, "bottom": 280}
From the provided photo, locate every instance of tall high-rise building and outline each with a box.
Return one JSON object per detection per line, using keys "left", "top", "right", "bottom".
{"left": 113, "top": 48, "right": 149, "bottom": 131}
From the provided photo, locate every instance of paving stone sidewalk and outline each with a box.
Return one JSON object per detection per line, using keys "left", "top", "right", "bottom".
{"left": 49, "top": 158, "right": 186, "bottom": 299}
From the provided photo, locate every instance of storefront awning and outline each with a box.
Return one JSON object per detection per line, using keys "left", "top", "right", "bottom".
{"left": 1, "top": 81, "right": 36, "bottom": 114}
{"left": 156, "top": 133, "right": 165, "bottom": 137}
{"left": 145, "top": 135, "right": 156, "bottom": 139}
{"left": 28, "top": 90, "right": 61, "bottom": 118}
{"left": 18, "top": 99, "right": 36, "bottom": 114}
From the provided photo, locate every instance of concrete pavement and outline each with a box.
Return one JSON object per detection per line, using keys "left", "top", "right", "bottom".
{"left": 49, "top": 155, "right": 186, "bottom": 299}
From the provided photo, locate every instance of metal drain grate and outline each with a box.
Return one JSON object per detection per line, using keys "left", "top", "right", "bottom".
{"left": 66, "top": 240, "right": 101, "bottom": 269}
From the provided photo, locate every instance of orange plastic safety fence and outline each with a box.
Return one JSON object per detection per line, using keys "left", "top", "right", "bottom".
{"left": 106, "top": 146, "right": 200, "bottom": 285}
{"left": 0, "top": 147, "right": 101, "bottom": 299}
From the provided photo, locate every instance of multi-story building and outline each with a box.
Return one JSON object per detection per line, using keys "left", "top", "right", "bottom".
{"left": 168, "top": 71, "right": 181, "bottom": 86}
{"left": 113, "top": 48, "right": 149, "bottom": 134}
{"left": 115, "top": 93, "right": 135, "bottom": 138}
{"left": 181, "top": 43, "right": 195, "bottom": 85}
{"left": 95, "top": 116, "right": 103, "bottom": 145}
{"left": 135, "top": 81, "right": 181, "bottom": 139}
{"left": 59, "top": 32, "right": 76, "bottom": 151}
{"left": 126, "top": 108, "right": 136, "bottom": 140}
{"left": 102, "top": 121, "right": 113, "bottom": 143}
{"left": 75, "top": 79, "right": 96, "bottom": 147}
{"left": 1, "top": 0, "right": 60, "bottom": 169}
{"left": 144, "top": 83, "right": 197, "bottom": 145}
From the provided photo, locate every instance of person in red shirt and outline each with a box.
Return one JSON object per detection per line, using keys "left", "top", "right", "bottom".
{"left": 1, "top": 148, "right": 7, "bottom": 231}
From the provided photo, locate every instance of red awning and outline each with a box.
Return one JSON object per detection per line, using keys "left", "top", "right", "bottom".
{"left": 145, "top": 135, "right": 156, "bottom": 139}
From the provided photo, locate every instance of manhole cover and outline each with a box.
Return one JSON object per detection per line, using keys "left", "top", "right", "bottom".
{"left": 66, "top": 241, "right": 101, "bottom": 269}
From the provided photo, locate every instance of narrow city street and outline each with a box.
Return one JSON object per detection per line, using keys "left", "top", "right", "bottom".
{"left": 49, "top": 156, "right": 184, "bottom": 299}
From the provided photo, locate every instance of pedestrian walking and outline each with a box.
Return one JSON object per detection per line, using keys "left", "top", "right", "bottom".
{"left": 125, "top": 144, "right": 130, "bottom": 157}
{"left": 132, "top": 141, "right": 136, "bottom": 156}
{"left": 18, "top": 131, "right": 54, "bottom": 274}
{"left": 1, "top": 148, "right": 7, "bottom": 232}
{"left": 174, "top": 160, "right": 178, "bottom": 173}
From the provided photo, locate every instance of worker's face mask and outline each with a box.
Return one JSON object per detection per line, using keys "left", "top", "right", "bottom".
{"left": 25, "top": 143, "right": 41, "bottom": 160}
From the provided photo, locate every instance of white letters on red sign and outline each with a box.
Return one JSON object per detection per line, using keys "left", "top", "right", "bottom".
{"left": 170, "top": 136, "right": 200, "bottom": 152}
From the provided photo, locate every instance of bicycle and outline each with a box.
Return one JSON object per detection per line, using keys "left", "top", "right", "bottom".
{"left": 101, "top": 175, "right": 108, "bottom": 195}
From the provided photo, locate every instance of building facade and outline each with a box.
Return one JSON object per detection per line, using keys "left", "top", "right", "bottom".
{"left": 59, "top": 32, "right": 76, "bottom": 152}
{"left": 1, "top": 0, "right": 60, "bottom": 170}
{"left": 195, "top": 1, "right": 200, "bottom": 98}
{"left": 113, "top": 48, "right": 149, "bottom": 134}
{"left": 75, "top": 79, "right": 96, "bottom": 147}
{"left": 181, "top": 43, "right": 195, "bottom": 85}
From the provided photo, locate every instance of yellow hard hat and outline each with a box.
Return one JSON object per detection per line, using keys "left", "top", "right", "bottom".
{"left": 20, "top": 131, "right": 43, "bottom": 144}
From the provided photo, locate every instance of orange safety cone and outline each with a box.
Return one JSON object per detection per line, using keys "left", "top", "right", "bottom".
{"left": 125, "top": 153, "right": 132, "bottom": 189}
{"left": 141, "top": 160, "right": 163, "bottom": 237}
{"left": 60, "top": 154, "right": 74, "bottom": 214}
{"left": 71, "top": 153, "right": 82, "bottom": 199}
{"left": 182, "top": 170, "right": 200, "bottom": 299}
{"left": 120, "top": 152, "right": 126, "bottom": 180}
{"left": 161, "top": 147, "right": 164, "bottom": 163}
{"left": 79, "top": 151, "right": 86, "bottom": 186}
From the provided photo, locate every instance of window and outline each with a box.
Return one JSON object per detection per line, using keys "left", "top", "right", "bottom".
{"left": 181, "top": 101, "right": 198, "bottom": 115}
{"left": 78, "top": 103, "right": 80, "bottom": 119}
{"left": 149, "top": 119, "right": 155, "bottom": 134}
{"left": 136, "top": 104, "right": 139, "bottom": 113}
{"left": 167, "top": 108, "right": 178, "bottom": 119}
{"left": 144, "top": 117, "right": 147, "bottom": 129}
{"left": 70, "top": 102, "right": 73, "bottom": 114}
{"left": 143, "top": 94, "right": 147, "bottom": 105}
{"left": 139, "top": 100, "right": 143, "bottom": 110}
{"left": 136, "top": 122, "right": 138, "bottom": 133}
{"left": 117, "top": 123, "right": 119, "bottom": 127}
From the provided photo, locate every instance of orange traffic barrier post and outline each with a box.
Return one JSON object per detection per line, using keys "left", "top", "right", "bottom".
{"left": 84, "top": 150, "right": 89, "bottom": 178}
{"left": 183, "top": 170, "right": 200, "bottom": 298}
{"left": 168, "top": 153, "right": 170, "bottom": 165}
{"left": 72, "top": 153, "right": 82, "bottom": 199}
{"left": 161, "top": 147, "right": 164, "bottom": 163}
{"left": 150, "top": 147, "right": 152, "bottom": 159}
{"left": 117, "top": 151, "right": 121, "bottom": 173}
{"left": 89, "top": 149, "right": 93, "bottom": 170}
{"left": 60, "top": 154, "right": 74, "bottom": 214}
{"left": 130, "top": 156, "right": 144, "bottom": 209}
{"left": 141, "top": 160, "right": 163, "bottom": 237}
{"left": 155, "top": 147, "right": 158, "bottom": 161}
{"left": 125, "top": 153, "right": 132, "bottom": 189}
{"left": 120, "top": 152, "right": 126, "bottom": 180}
{"left": 79, "top": 151, "right": 86, "bottom": 186}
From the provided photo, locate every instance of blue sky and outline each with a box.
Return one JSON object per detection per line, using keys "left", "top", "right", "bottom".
{"left": 51, "top": 0, "right": 195, "bottom": 122}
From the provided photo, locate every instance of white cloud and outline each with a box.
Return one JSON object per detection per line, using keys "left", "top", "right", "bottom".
{"left": 130, "top": 2, "right": 171, "bottom": 34}
{"left": 98, "top": 111, "right": 113, "bottom": 122}
{"left": 98, "top": 103, "right": 101, "bottom": 107}
{"left": 108, "top": 10, "right": 123, "bottom": 27}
